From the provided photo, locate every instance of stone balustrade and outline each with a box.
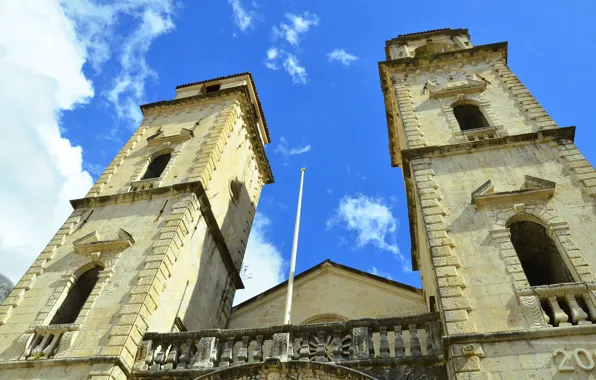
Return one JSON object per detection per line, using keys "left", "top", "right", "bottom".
{"left": 21, "top": 324, "right": 79, "bottom": 360}
{"left": 462, "top": 126, "right": 499, "bottom": 142}
{"left": 532, "top": 283, "right": 596, "bottom": 327}
{"left": 133, "top": 313, "right": 443, "bottom": 378}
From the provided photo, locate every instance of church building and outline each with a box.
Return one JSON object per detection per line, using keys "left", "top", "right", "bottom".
{"left": 0, "top": 28, "right": 595, "bottom": 380}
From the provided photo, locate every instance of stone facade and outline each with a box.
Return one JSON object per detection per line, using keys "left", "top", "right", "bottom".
{"left": 2, "top": 27, "right": 595, "bottom": 380}
{"left": 0, "top": 73, "right": 273, "bottom": 379}
{"left": 380, "top": 28, "right": 596, "bottom": 380}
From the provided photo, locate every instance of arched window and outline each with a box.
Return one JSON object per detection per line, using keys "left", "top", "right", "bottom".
{"left": 141, "top": 153, "right": 171, "bottom": 180}
{"left": 453, "top": 104, "right": 490, "bottom": 131}
{"left": 50, "top": 266, "right": 100, "bottom": 325}
{"left": 509, "top": 220, "right": 573, "bottom": 286}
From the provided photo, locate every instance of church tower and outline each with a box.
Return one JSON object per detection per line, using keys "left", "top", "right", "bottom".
{"left": 380, "top": 29, "right": 596, "bottom": 379}
{"left": 0, "top": 73, "right": 273, "bottom": 379}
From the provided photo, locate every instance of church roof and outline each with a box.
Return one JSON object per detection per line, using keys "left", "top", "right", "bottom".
{"left": 233, "top": 259, "right": 421, "bottom": 311}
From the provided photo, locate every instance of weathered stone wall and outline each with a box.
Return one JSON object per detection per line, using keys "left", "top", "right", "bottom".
{"left": 413, "top": 142, "right": 596, "bottom": 336}
{"left": 0, "top": 84, "right": 270, "bottom": 379}
{"left": 229, "top": 263, "right": 426, "bottom": 329}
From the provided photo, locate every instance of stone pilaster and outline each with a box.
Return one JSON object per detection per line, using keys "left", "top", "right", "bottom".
{"left": 412, "top": 158, "right": 476, "bottom": 335}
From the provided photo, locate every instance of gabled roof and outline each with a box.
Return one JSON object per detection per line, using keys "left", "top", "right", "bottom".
{"left": 232, "top": 259, "right": 421, "bottom": 311}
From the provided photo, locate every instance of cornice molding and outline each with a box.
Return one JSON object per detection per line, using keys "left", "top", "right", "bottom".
{"left": 380, "top": 42, "right": 508, "bottom": 74}
{"left": 402, "top": 127, "right": 575, "bottom": 166}
{"left": 70, "top": 181, "right": 244, "bottom": 288}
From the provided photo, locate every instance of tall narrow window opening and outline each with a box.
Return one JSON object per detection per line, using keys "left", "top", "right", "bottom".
{"left": 142, "top": 153, "right": 171, "bottom": 180}
{"left": 453, "top": 104, "right": 490, "bottom": 131}
{"left": 50, "top": 266, "right": 100, "bottom": 325}
{"left": 509, "top": 220, "right": 574, "bottom": 286}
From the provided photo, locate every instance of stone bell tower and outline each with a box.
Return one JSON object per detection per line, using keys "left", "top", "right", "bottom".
{"left": 0, "top": 73, "right": 273, "bottom": 379}
{"left": 380, "top": 29, "right": 596, "bottom": 379}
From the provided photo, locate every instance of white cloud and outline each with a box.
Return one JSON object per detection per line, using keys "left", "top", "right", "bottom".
{"left": 264, "top": 48, "right": 280, "bottom": 70}
{"left": 234, "top": 213, "right": 285, "bottom": 305}
{"left": 327, "top": 194, "right": 409, "bottom": 270}
{"left": 272, "top": 12, "right": 319, "bottom": 47}
{"left": 328, "top": 48, "right": 359, "bottom": 66}
{"left": 369, "top": 266, "right": 393, "bottom": 281}
{"left": 0, "top": 0, "right": 176, "bottom": 283}
{"left": 228, "top": 0, "right": 257, "bottom": 32}
{"left": 0, "top": 1, "right": 94, "bottom": 283}
{"left": 275, "top": 137, "right": 311, "bottom": 157}
{"left": 266, "top": 11, "right": 317, "bottom": 84}
{"left": 283, "top": 54, "right": 308, "bottom": 84}
{"left": 62, "top": 0, "right": 176, "bottom": 130}
{"left": 264, "top": 49, "right": 308, "bottom": 84}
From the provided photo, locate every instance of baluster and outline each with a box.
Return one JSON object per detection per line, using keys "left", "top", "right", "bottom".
{"left": 24, "top": 333, "right": 41, "bottom": 359}
{"left": 394, "top": 326, "right": 405, "bottom": 358}
{"left": 368, "top": 329, "right": 375, "bottom": 359}
{"left": 219, "top": 337, "right": 234, "bottom": 367}
{"left": 298, "top": 332, "right": 310, "bottom": 361}
{"left": 409, "top": 324, "right": 421, "bottom": 356}
{"left": 178, "top": 339, "right": 194, "bottom": 369}
{"left": 164, "top": 340, "right": 180, "bottom": 370}
{"left": 252, "top": 335, "right": 263, "bottom": 362}
{"left": 332, "top": 329, "right": 343, "bottom": 362}
{"left": 142, "top": 340, "right": 154, "bottom": 370}
{"left": 315, "top": 330, "right": 327, "bottom": 362}
{"left": 547, "top": 296, "right": 570, "bottom": 327}
{"left": 379, "top": 327, "right": 390, "bottom": 358}
{"left": 237, "top": 336, "right": 249, "bottom": 364}
{"left": 31, "top": 334, "right": 50, "bottom": 358}
{"left": 425, "top": 323, "right": 434, "bottom": 356}
{"left": 564, "top": 295, "right": 589, "bottom": 325}
{"left": 582, "top": 294, "right": 596, "bottom": 322}
{"left": 151, "top": 342, "right": 166, "bottom": 370}
{"left": 42, "top": 333, "right": 62, "bottom": 358}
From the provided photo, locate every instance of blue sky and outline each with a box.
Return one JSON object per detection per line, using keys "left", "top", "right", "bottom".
{"left": 1, "top": 1, "right": 595, "bottom": 304}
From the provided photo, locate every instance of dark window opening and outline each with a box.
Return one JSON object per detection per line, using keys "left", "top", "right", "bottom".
{"left": 50, "top": 267, "right": 100, "bottom": 325}
{"left": 453, "top": 104, "right": 490, "bottom": 131}
{"left": 204, "top": 84, "right": 221, "bottom": 93}
{"left": 429, "top": 296, "right": 436, "bottom": 313}
{"left": 509, "top": 221, "right": 574, "bottom": 286}
{"left": 141, "top": 153, "right": 171, "bottom": 180}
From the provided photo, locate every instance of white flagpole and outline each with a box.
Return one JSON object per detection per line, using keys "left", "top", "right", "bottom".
{"left": 283, "top": 168, "right": 306, "bottom": 325}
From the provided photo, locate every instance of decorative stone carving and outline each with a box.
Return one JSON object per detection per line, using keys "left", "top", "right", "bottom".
{"left": 269, "top": 333, "right": 291, "bottom": 362}
{"left": 426, "top": 71, "right": 487, "bottom": 99}
{"left": 518, "top": 295, "right": 549, "bottom": 329}
{"left": 351, "top": 327, "right": 370, "bottom": 360}
{"left": 73, "top": 229, "right": 135, "bottom": 254}
{"left": 472, "top": 175, "right": 555, "bottom": 209}
{"left": 192, "top": 337, "right": 216, "bottom": 368}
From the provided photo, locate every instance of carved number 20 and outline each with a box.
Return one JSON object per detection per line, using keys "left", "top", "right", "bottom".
{"left": 553, "top": 349, "right": 595, "bottom": 372}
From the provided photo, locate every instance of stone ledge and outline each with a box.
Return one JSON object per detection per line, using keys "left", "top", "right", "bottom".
{"left": 444, "top": 324, "right": 596, "bottom": 345}
{"left": 0, "top": 356, "right": 130, "bottom": 377}
{"left": 402, "top": 127, "right": 575, "bottom": 164}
